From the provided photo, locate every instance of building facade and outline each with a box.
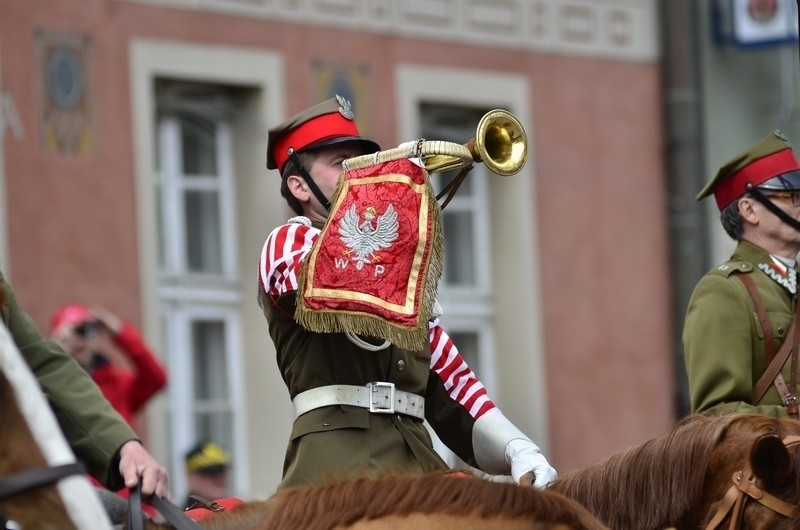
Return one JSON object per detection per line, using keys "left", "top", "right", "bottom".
{"left": 0, "top": 0, "right": 672, "bottom": 499}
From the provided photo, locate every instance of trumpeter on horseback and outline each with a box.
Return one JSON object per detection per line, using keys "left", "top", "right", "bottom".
{"left": 257, "top": 96, "right": 557, "bottom": 492}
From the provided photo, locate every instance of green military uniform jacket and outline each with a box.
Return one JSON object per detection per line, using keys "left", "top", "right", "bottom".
{"left": 0, "top": 271, "right": 137, "bottom": 489}
{"left": 683, "top": 240, "right": 797, "bottom": 417}
{"left": 262, "top": 291, "right": 483, "bottom": 492}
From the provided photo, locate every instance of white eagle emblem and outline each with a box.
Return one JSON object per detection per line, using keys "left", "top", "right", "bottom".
{"left": 339, "top": 204, "right": 399, "bottom": 270}
{"left": 336, "top": 95, "right": 354, "bottom": 120}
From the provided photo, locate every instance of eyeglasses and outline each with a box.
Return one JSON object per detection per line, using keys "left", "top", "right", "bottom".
{"left": 765, "top": 191, "right": 800, "bottom": 207}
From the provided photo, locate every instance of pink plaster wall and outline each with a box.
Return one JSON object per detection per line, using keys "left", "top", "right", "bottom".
{"left": 0, "top": 0, "right": 673, "bottom": 474}
{"left": 531, "top": 55, "right": 673, "bottom": 471}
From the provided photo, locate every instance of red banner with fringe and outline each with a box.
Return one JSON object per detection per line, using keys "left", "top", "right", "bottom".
{"left": 296, "top": 157, "right": 442, "bottom": 351}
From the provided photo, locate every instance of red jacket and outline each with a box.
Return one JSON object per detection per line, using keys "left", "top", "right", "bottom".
{"left": 90, "top": 323, "right": 167, "bottom": 427}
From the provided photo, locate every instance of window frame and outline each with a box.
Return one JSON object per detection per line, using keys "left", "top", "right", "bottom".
{"left": 396, "top": 64, "right": 550, "bottom": 454}
{"left": 131, "top": 38, "right": 286, "bottom": 496}
{"left": 161, "top": 303, "right": 245, "bottom": 500}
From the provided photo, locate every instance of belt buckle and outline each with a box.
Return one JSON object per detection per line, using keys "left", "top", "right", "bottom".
{"left": 368, "top": 382, "right": 395, "bottom": 414}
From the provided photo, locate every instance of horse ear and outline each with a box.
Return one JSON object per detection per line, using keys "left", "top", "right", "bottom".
{"left": 750, "top": 434, "right": 791, "bottom": 488}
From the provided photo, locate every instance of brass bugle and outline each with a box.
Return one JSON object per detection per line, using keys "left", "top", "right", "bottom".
{"left": 423, "top": 109, "right": 528, "bottom": 176}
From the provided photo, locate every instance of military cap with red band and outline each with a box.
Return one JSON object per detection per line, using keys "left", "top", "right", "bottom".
{"left": 697, "top": 129, "right": 800, "bottom": 210}
{"left": 266, "top": 95, "right": 379, "bottom": 173}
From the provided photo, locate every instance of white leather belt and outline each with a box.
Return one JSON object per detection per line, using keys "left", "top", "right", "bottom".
{"left": 292, "top": 382, "right": 425, "bottom": 420}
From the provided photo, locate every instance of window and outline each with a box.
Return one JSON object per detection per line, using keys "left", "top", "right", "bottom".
{"left": 399, "top": 65, "right": 548, "bottom": 462}
{"left": 192, "top": 319, "right": 233, "bottom": 445}
{"left": 420, "top": 103, "right": 494, "bottom": 382}
{"left": 155, "top": 81, "right": 244, "bottom": 499}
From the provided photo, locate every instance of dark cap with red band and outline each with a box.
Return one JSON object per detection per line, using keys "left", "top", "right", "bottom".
{"left": 266, "top": 95, "right": 379, "bottom": 172}
{"left": 697, "top": 130, "right": 800, "bottom": 210}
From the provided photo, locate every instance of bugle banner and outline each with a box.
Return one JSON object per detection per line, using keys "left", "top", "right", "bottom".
{"left": 296, "top": 157, "right": 443, "bottom": 351}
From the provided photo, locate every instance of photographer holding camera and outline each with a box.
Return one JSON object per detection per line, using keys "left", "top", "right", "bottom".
{"left": 50, "top": 304, "right": 167, "bottom": 429}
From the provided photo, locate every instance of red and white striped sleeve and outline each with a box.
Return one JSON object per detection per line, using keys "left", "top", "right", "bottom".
{"left": 429, "top": 320, "right": 496, "bottom": 420}
{"left": 259, "top": 219, "right": 320, "bottom": 296}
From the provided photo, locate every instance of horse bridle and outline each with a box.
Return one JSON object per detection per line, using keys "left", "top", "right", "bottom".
{"left": 0, "top": 466, "right": 81, "bottom": 530}
{"left": 705, "top": 435, "right": 800, "bottom": 530}
{"left": 0, "top": 462, "right": 84, "bottom": 502}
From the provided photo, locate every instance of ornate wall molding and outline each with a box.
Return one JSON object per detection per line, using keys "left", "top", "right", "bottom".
{"left": 119, "top": 0, "right": 659, "bottom": 62}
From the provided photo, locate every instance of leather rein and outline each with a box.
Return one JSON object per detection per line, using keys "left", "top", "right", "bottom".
{"left": 705, "top": 435, "right": 800, "bottom": 529}
{"left": 127, "top": 483, "right": 203, "bottom": 530}
{"left": 0, "top": 462, "right": 84, "bottom": 502}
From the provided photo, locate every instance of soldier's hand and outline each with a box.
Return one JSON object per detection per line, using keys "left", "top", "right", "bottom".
{"left": 118, "top": 440, "right": 169, "bottom": 498}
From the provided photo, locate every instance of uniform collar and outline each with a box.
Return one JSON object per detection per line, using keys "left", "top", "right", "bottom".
{"left": 771, "top": 254, "right": 797, "bottom": 270}
{"left": 734, "top": 240, "right": 798, "bottom": 294}
{"left": 733, "top": 240, "right": 774, "bottom": 265}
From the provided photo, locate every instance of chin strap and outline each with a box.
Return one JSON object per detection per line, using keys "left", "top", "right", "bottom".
{"left": 289, "top": 149, "right": 331, "bottom": 211}
{"left": 747, "top": 185, "right": 800, "bottom": 232}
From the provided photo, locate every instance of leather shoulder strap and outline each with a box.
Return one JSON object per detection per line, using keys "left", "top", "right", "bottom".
{"left": 752, "top": 317, "right": 797, "bottom": 406}
{"left": 738, "top": 273, "right": 777, "bottom": 361}
{"left": 736, "top": 273, "right": 800, "bottom": 409}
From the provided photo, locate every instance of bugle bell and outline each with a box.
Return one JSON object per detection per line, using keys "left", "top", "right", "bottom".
{"left": 422, "top": 109, "right": 528, "bottom": 176}
{"left": 473, "top": 109, "right": 528, "bottom": 176}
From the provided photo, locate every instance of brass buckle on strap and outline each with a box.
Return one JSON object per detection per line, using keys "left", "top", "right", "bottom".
{"left": 367, "top": 382, "right": 395, "bottom": 414}
{"left": 785, "top": 395, "right": 799, "bottom": 417}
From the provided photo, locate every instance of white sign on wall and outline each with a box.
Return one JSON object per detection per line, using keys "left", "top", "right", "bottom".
{"left": 714, "top": 0, "right": 799, "bottom": 47}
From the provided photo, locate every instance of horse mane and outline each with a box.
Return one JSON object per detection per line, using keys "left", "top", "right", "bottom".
{"left": 140, "top": 473, "right": 607, "bottom": 530}
{"left": 550, "top": 414, "right": 800, "bottom": 530}
{"left": 550, "top": 414, "right": 738, "bottom": 530}
{"left": 256, "top": 472, "right": 607, "bottom": 530}
{"left": 147, "top": 415, "right": 800, "bottom": 530}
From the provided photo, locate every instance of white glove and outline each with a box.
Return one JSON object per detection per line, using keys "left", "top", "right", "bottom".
{"left": 506, "top": 438, "right": 558, "bottom": 488}
{"left": 472, "top": 408, "right": 558, "bottom": 488}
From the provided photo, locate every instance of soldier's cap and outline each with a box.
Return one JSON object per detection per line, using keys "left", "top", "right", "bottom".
{"left": 185, "top": 441, "right": 231, "bottom": 475}
{"left": 266, "top": 95, "right": 380, "bottom": 173}
{"left": 697, "top": 129, "right": 800, "bottom": 210}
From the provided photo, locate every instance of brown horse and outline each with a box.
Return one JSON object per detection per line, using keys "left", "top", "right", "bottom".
{"left": 142, "top": 473, "right": 608, "bottom": 529}
{"left": 0, "top": 368, "right": 77, "bottom": 529}
{"left": 142, "top": 413, "right": 800, "bottom": 530}
{"left": 549, "top": 413, "right": 800, "bottom": 530}
{"left": 0, "top": 323, "right": 114, "bottom": 529}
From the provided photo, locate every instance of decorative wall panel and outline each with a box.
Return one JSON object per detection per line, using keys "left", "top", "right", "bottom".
{"left": 118, "top": 0, "right": 658, "bottom": 61}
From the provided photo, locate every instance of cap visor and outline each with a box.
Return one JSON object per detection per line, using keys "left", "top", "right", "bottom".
{"left": 759, "top": 170, "right": 800, "bottom": 191}
{"left": 305, "top": 136, "right": 380, "bottom": 156}
{"left": 194, "top": 465, "right": 228, "bottom": 476}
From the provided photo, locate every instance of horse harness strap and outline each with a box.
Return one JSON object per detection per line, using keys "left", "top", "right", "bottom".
{"left": 738, "top": 273, "right": 800, "bottom": 417}
{"left": 704, "top": 436, "right": 800, "bottom": 530}
{"left": 127, "top": 483, "right": 203, "bottom": 530}
{"left": 0, "top": 462, "right": 83, "bottom": 501}
{"left": 293, "top": 383, "right": 425, "bottom": 420}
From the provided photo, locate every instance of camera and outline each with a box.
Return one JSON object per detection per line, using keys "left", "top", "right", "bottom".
{"left": 73, "top": 322, "right": 99, "bottom": 338}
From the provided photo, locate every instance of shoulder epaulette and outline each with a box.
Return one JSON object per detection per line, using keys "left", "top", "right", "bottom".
{"left": 709, "top": 261, "right": 754, "bottom": 278}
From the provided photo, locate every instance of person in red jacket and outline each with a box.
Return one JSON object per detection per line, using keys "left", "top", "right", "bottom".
{"left": 50, "top": 303, "right": 168, "bottom": 515}
{"left": 49, "top": 304, "right": 167, "bottom": 428}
